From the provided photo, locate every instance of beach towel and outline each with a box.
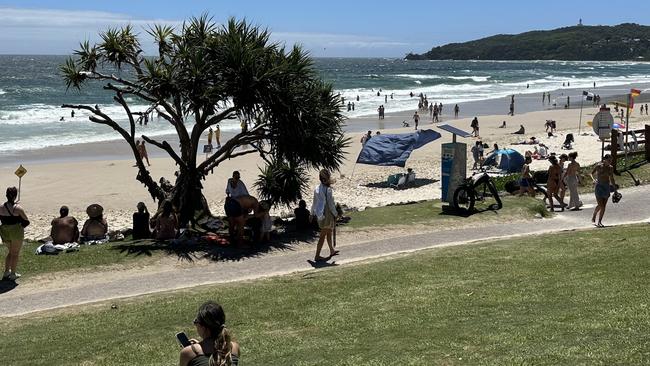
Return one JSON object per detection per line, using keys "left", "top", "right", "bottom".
{"left": 35, "top": 242, "right": 80, "bottom": 255}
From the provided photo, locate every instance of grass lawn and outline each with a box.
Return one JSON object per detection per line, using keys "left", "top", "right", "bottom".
{"left": 2, "top": 224, "right": 649, "bottom": 365}
{"left": 10, "top": 196, "right": 547, "bottom": 278}
{"left": 346, "top": 195, "right": 548, "bottom": 229}
{"left": 13, "top": 239, "right": 169, "bottom": 279}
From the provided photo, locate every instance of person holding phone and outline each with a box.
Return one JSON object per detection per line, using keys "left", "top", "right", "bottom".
{"left": 179, "top": 301, "right": 240, "bottom": 366}
{"left": 1, "top": 187, "right": 29, "bottom": 281}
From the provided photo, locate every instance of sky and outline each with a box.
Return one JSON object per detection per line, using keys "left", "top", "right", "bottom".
{"left": 1, "top": 0, "right": 649, "bottom": 57}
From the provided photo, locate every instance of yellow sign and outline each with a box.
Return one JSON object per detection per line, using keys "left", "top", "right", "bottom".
{"left": 14, "top": 165, "right": 27, "bottom": 178}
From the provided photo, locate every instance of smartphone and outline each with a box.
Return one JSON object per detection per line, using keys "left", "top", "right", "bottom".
{"left": 176, "top": 332, "right": 191, "bottom": 348}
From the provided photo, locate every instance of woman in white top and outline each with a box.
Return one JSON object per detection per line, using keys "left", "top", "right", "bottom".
{"left": 310, "top": 169, "right": 340, "bottom": 261}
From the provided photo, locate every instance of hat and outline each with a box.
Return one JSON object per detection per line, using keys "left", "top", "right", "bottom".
{"left": 86, "top": 204, "right": 104, "bottom": 218}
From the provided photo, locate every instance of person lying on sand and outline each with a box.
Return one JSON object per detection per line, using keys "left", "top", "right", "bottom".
{"left": 514, "top": 136, "right": 539, "bottom": 145}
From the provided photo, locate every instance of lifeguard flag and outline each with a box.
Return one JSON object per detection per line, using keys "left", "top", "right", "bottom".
{"left": 631, "top": 88, "right": 641, "bottom": 97}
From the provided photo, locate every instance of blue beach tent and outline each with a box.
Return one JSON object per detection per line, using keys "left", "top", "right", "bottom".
{"left": 356, "top": 129, "right": 442, "bottom": 167}
{"left": 482, "top": 148, "right": 525, "bottom": 173}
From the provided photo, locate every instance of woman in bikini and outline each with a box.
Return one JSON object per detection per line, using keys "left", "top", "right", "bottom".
{"left": 591, "top": 154, "right": 615, "bottom": 227}
{"left": 0, "top": 187, "right": 29, "bottom": 280}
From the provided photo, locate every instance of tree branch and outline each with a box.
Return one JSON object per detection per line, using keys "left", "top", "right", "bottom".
{"left": 141, "top": 135, "right": 187, "bottom": 169}
{"left": 113, "top": 92, "right": 137, "bottom": 138}
{"left": 204, "top": 106, "right": 238, "bottom": 128}
{"left": 204, "top": 149, "right": 258, "bottom": 172}
{"left": 197, "top": 126, "right": 267, "bottom": 172}
{"left": 62, "top": 103, "right": 165, "bottom": 202}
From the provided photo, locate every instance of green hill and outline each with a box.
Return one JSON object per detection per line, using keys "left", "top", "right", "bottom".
{"left": 406, "top": 23, "right": 650, "bottom": 61}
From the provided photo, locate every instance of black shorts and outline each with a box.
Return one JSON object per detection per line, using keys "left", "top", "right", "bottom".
{"left": 224, "top": 197, "right": 242, "bottom": 217}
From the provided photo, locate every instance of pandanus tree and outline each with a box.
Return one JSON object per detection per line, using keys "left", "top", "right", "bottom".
{"left": 61, "top": 16, "right": 348, "bottom": 227}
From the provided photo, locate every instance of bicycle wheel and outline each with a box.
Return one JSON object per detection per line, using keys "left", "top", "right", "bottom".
{"left": 472, "top": 180, "right": 502, "bottom": 211}
{"left": 453, "top": 186, "right": 475, "bottom": 212}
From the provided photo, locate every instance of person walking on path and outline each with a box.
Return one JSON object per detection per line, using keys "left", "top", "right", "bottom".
{"left": 518, "top": 156, "right": 534, "bottom": 196}
{"left": 412, "top": 111, "right": 420, "bottom": 130}
{"left": 546, "top": 155, "right": 565, "bottom": 212}
{"left": 311, "top": 169, "right": 340, "bottom": 262}
{"left": 1, "top": 187, "right": 29, "bottom": 281}
{"left": 590, "top": 154, "right": 615, "bottom": 227}
{"left": 563, "top": 152, "right": 582, "bottom": 210}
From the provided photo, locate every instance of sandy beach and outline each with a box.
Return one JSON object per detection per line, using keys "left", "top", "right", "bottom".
{"left": 2, "top": 91, "right": 649, "bottom": 240}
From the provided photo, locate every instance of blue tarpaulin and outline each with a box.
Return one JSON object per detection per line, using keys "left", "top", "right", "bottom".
{"left": 356, "top": 129, "right": 442, "bottom": 167}
{"left": 482, "top": 148, "right": 525, "bottom": 173}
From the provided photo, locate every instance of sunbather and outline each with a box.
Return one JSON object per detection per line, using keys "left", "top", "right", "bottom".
{"left": 512, "top": 124, "right": 525, "bottom": 134}
{"left": 50, "top": 206, "right": 79, "bottom": 244}
{"left": 81, "top": 204, "right": 108, "bottom": 242}
{"left": 152, "top": 200, "right": 177, "bottom": 241}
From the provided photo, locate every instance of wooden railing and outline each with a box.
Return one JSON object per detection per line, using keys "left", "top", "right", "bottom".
{"left": 611, "top": 124, "right": 649, "bottom": 168}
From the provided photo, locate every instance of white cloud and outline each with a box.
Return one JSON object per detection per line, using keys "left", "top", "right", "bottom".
{"left": 0, "top": 7, "right": 181, "bottom": 28}
{"left": 0, "top": 7, "right": 415, "bottom": 56}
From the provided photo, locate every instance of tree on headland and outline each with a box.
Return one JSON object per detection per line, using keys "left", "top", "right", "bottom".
{"left": 61, "top": 16, "right": 348, "bottom": 227}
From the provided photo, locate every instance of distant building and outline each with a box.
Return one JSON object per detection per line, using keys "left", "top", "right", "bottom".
{"left": 578, "top": 18, "right": 583, "bottom": 26}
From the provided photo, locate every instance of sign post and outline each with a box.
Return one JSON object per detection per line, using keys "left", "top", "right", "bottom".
{"left": 203, "top": 144, "right": 213, "bottom": 161}
{"left": 14, "top": 165, "right": 27, "bottom": 202}
{"left": 592, "top": 107, "right": 613, "bottom": 160}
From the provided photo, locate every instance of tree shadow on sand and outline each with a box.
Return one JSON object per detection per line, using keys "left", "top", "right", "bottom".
{"left": 362, "top": 178, "right": 437, "bottom": 190}
{"left": 111, "top": 229, "right": 319, "bottom": 263}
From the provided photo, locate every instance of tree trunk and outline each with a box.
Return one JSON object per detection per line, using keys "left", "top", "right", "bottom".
{"left": 170, "top": 167, "right": 211, "bottom": 228}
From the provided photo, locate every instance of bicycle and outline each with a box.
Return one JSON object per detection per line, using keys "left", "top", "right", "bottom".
{"left": 453, "top": 170, "right": 503, "bottom": 212}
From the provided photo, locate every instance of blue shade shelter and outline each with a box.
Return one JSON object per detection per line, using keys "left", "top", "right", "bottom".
{"left": 356, "top": 129, "right": 442, "bottom": 167}
{"left": 482, "top": 148, "right": 525, "bottom": 173}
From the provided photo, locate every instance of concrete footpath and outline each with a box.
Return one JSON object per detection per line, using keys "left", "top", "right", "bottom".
{"left": 1, "top": 185, "right": 648, "bottom": 317}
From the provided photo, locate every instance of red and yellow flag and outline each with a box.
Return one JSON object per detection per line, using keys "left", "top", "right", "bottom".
{"left": 631, "top": 88, "right": 641, "bottom": 97}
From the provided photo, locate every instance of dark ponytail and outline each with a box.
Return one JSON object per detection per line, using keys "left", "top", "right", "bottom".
{"left": 210, "top": 326, "right": 233, "bottom": 366}
{"left": 195, "top": 301, "right": 234, "bottom": 366}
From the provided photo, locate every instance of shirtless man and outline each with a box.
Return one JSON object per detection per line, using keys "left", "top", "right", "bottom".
{"left": 139, "top": 141, "right": 151, "bottom": 166}
{"left": 590, "top": 154, "right": 615, "bottom": 227}
{"left": 50, "top": 206, "right": 79, "bottom": 244}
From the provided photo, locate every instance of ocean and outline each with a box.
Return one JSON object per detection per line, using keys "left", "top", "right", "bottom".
{"left": 1, "top": 55, "right": 650, "bottom": 155}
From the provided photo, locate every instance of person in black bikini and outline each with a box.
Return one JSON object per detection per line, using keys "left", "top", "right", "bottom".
{"left": 1, "top": 187, "right": 29, "bottom": 281}
{"left": 179, "top": 301, "right": 240, "bottom": 366}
